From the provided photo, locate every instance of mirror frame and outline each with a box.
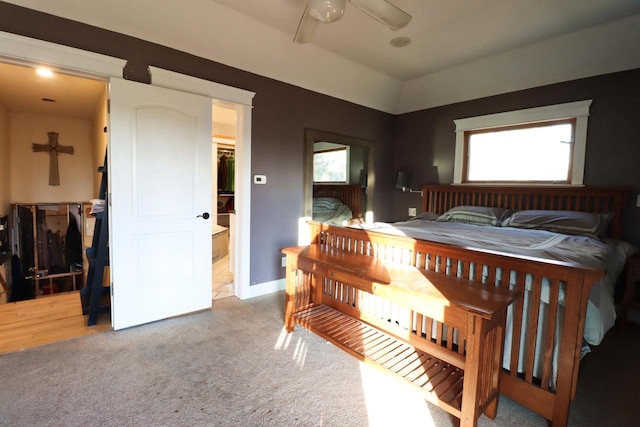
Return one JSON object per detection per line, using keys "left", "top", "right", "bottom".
{"left": 303, "top": 129, "right": 375, "bottom": 218}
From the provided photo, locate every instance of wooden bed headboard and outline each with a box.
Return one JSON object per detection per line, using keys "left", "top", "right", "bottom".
{"left": 421, "top": 185, "right": 629, "bottom": 238}
{"left": 313, "top": 184, "right": 363, "bottom": 219}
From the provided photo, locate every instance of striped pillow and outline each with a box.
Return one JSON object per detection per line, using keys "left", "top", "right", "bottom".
{"left": 437, "top": 206, "right": 512, "bottom": 227}
{"left": 502, "top": 210, "right": 612, "bottom": 238}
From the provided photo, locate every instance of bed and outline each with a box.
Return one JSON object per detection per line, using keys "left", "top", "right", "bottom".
{"left": 312, "top": 184, "right": 363, "bottom": 225}
{"left": 306, "top": 185, "right": 635, "bottom": 426}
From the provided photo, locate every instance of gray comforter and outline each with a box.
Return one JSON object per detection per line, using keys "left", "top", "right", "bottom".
{"left": 361, "top": 219, "right": 611, "bottom": 269}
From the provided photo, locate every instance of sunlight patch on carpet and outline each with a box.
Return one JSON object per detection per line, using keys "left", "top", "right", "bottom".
{"left": 359, "top": 362, "right": 437, "bottom": 427}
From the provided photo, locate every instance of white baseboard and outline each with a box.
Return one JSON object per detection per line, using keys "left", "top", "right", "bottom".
{"left": 236, "top": 278, "right": 285, "bottom": 300}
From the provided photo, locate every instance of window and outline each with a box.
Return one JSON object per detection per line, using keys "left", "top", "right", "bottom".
{"left": 453, "top": 100, "right": 592, "bottom": 185}
{"left": 313, "top": 147, "right": 348, "bottom": 183}
{"left": 465, "top": 119, "right": 575, "bottom": 183}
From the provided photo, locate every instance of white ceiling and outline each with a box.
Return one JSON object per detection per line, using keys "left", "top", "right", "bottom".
{"left": 0, "top": 61, "right": 237, "bottom": 136}
{"left": 216, "top": 0, "right": 640, "bottom": 80}
{"left": 2, "top": 0, "right": 640, "bottom": 115}
{"left": 0, "top": 61, "right": 106, "bottom": 119}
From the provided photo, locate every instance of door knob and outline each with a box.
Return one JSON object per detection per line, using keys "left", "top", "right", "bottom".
{"left": 197, "top": 212, "right": 210, "bottom": 219}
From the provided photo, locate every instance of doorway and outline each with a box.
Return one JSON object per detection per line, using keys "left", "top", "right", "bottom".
{"left": 212, "top": 103, "right": 237, "bottom": 300}
{"left": 0, "top": 31, "right": 255, "bottom": 338}
{"left": 0, "top": 60, "right": 108, "bottom": 305}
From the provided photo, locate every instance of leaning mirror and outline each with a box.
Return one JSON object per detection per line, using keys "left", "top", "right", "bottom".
{"left": 303, "top": 129, "right": 375, "bottom": 224}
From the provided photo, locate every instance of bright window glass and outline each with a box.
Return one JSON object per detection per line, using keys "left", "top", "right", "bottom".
{"left": 453, "top": 100, "right": 592, "bottom": 185}
{"left": 314, "top": 148, "right": 347, "bottom": 182}
{"left": 465, "top": 120, "right": 574, "bottom": 183}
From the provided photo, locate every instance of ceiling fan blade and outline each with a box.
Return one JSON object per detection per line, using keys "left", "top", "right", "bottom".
{"left": 294, "top": 4, "right": 319, "bottom": 43}
{"left": 349, "top": 0, "right": 412, "bottom": 31}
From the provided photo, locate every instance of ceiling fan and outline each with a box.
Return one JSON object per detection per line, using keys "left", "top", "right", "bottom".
{"left": 294, "top": 0, "right": 412, "bottom": 43}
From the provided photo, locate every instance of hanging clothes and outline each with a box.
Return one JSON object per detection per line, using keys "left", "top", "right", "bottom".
{"left": 65, "top": 213, "right": 83, "bottom": 268}
{"left": 9, "top": 255, "right": 27, "bottom": 302}
{"left": 218, "top": 154, "right": 228, "bottom": 191}
{"left": 226, "top": 155, "right": 235, "bottom": 192}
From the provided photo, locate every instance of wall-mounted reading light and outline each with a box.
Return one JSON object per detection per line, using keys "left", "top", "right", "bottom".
{"left": 395, "top": 172, "right": 422, "bottom": 196}
{"left": 359, "top": 169, "right": 368, "bottom": 189}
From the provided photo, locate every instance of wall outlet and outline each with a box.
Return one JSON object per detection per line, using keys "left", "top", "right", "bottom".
{"left": 281, "top": 256, "right": 287, "bottom": 267}
{"left": 408, "top": 207, "right": 417, "bottom": 217}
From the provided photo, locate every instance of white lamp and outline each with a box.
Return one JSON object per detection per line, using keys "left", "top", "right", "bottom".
{"left": 309, "top": 0, "right": 346, "bottom": 23}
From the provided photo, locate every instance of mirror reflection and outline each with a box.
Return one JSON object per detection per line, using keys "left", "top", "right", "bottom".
{"left": 303, "top": 129, "right": 374, "bottom": 224}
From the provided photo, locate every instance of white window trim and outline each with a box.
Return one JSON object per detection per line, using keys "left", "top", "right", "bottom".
{"left": 453, "top": 100, "right": 592, "bottom": 185}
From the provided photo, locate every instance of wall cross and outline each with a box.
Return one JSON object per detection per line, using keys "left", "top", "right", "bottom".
{"left": 32, "top": 132, "right": 74, "bottom": 186}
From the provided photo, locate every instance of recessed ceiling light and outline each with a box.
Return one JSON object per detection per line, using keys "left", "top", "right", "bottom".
{"left": 390, "top": 37, "right": 411, "bottom": 48}
{"left": 36, "top": 67, "right": 54, "bottom": 77}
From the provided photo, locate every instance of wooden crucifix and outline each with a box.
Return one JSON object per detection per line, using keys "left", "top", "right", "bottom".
{"left": 32, "top": 132, "right": 74, "bottom": 186}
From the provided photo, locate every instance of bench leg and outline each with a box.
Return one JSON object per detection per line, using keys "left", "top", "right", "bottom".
{"left": 483, "top": 397, "right": 499, "bottom": 419}
{"left": 285, "top": 295, "right": 295, "bottom": 332}
{"left": 284, "top": 255, "right": 297, "bottom": 332}
{"left": 484, "top": 317, "right": 506, "bottom": 420}
{"left": 460, "top": 316, "right": 485, "bottom": 427}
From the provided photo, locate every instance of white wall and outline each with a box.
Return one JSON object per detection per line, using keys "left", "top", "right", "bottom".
{"left": 92, "top": 91, "right": 108, "bottom": 196}
{"left": 10, "top": 112, "right": 94, "bottom": 203}
{"left": 0, "top": 102, "right": 9, "bottom": 215}
{"left": 0, "top": 102, "right": 8, "bottom": 303}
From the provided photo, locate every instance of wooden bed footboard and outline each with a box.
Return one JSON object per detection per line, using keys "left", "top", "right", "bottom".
{"left": 308, "top": 221, "right": 604, "bottom": 427}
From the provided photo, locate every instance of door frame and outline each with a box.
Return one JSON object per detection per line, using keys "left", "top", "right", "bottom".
{"left": 0, "top": 31, "right": 255, "bottom": 306}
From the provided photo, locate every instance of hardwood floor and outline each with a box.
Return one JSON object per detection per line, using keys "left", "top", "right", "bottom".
{"left": 0, "top": 291, "right": 111, "bottom": 355}
{"left": 1, "top": 257, "right": 230, "bottom": 355}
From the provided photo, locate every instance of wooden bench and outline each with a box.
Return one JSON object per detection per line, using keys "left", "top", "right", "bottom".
{"left": 282, "top": 244, "right": 519, "bottom": 427}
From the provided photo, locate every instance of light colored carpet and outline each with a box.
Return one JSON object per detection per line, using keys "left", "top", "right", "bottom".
{"left": 0, "top": 292, "right": 636, "bottom": 426}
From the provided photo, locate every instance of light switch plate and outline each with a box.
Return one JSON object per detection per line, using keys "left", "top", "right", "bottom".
{"left": 254, "top": 174, "right": 267, "bottom": 185}
{"left": 408, "top": 207, "right": 417, "bottom": 217}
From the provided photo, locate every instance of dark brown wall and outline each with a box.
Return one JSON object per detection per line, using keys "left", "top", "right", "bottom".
{"left": 3, "top": 1, "right": 638, "bottom": 283}
{"left": 391, "top": 69, "right": 640, "bottom": 246}
{"left": 0, "top": 2, "right": 396, "bottom": 285}
{"left": 246, "top": 81, "right": 395, "bottom": 284}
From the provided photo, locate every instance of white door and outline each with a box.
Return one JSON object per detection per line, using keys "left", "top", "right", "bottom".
{"left": 109, "top": 77, "right": 212, "bottom": 330}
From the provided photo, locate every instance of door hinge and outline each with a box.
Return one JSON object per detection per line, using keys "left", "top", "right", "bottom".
{"left": 107, "top": 98, "right": 111, "bottom": 114}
